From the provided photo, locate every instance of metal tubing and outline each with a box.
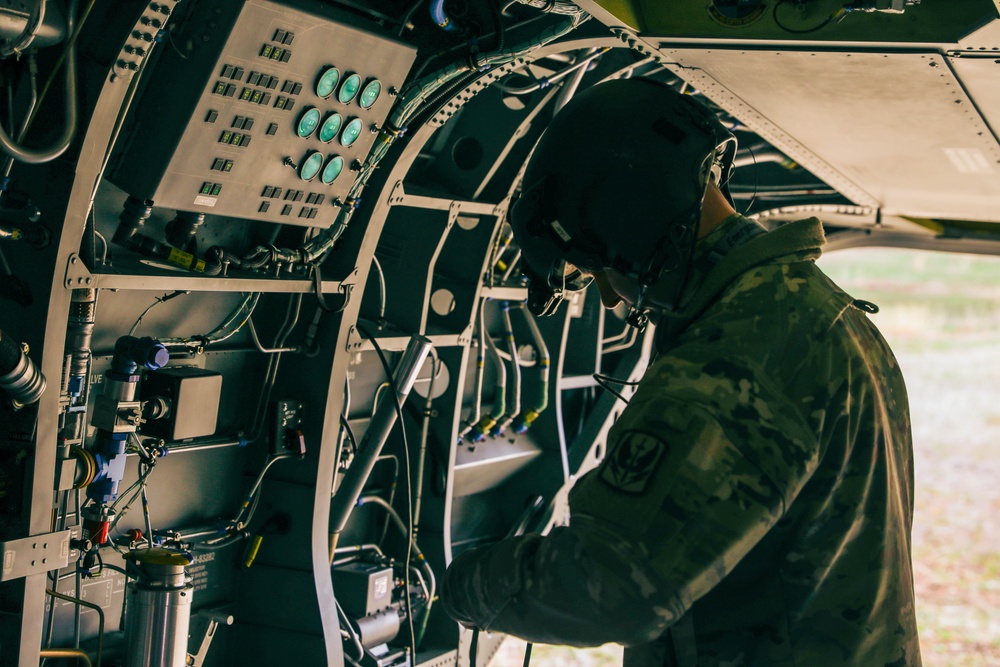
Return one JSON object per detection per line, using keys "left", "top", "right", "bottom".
{"left": 157, "top": 434, "right": 248, "bottom": 455}
{"left": 39, "top": 649, "right": 93, "bottom": 666}
{"left": 329, "top": 335, "right": 432, "bottom": 540}
{"left": 412, "top": 347, "right": 438, "bottom": 529}
{"left": 45, "top": 587, "right": 103, "bottom": 667}
{"left": 495, "top": 303, "right": 521, "bottom": 435}
{"left": 0, "top": 0, "right": 77, "bottom": 163}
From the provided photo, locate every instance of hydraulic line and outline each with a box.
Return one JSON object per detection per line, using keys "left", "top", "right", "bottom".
{"left": 603, "top": 325, "right": 638, "bottom": 355}
{"left": 38, "top": 649, "right": 92, "bottom": 667}
{"left": 0, "top": 0, "right": 78, "bottom": 164}
{"left": 45, "top": 588, "right": 103, "bottom": 667}
{"left": 159, "top": 292, "right": 260, "bottom": 352}
{"left": 412, "top": 348, "right": 438, "bottom": 534}
{"left": 370, "top": 255, "right": 387, "bottom": 325}
{"left": 466, "top": 312, "right": 506, "bottom": 442}
{"left": 494, "top": 47, "right": 609, "bottom": 95}
{"left": 430, "top": 0, "right": 460, "bottom": 32}
{"left": 0, "top": 51, "right": 39, "bottom": 182}
{"left": 329, "top": 335, "right": 432, "bottom": 553}
{"left": 510, "top": 305, "right": 549, "bottom": 435}
{"left": 491, "top": 302, "right": 521, "bottom": 437}
{"left": 247, "top": 317, "right": 302, "bottom": 354}
{"left": 457, "top": 302, "right": 487, "bottom": 441}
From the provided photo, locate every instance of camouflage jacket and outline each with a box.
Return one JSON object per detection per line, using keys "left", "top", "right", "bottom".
{"left": 441, "top": 217, "right": 920, "bottom": 667}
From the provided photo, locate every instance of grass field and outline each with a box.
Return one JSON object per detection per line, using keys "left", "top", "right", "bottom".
{"left": 491, "top": 247, "right": 1000, "bottom": 666}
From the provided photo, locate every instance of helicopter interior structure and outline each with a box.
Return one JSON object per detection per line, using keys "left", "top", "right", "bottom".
{"left": 1, "top": 0, "right": 999, "bottom": 665}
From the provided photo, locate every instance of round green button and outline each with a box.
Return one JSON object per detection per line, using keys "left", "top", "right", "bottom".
{"left": 340, "top": 118, "right": 363, "bottom": 147}
{"left": 339, "top": 73, "right": 361, "bottom": 104}
{"left": 300, "top": 151, "right": 324, "bottom": 181}
{"left": 359, "top": 79, "right": 382, "bottom": 109}
{"left": 319, "top": 113, "right": 343, "bottom": 143}
{"left": 297, "top": 108, "right": 321, "bottom": 138}
{"left": 316, "top": 67, "right": 340, "bottom": 99}
{"left": 321, "top": 156, "right": 344, "bottom": 184}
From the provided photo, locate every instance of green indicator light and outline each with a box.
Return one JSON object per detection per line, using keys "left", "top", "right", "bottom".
{"left": 321, "top": 156, "right": 344, "bottom": 184}
{"left": 316, "top": 67, "right": 340, "bottom": 99}
{"left": 300, "top": 151, "right": 324, "bottom": 181}
{"left": 318, "top": 113, "right": 343, "bottom": 143}
{"left": 340, "top": 118, "right": 363, "bottom": 147}
{"left": 296, "top": 107, "right": 321, "bottom": 138}
{"left": 359, "top": 79, "right": 381, "bottom": 109}
{"left": 338, "top": 74, "right": 361, "bottom": 104}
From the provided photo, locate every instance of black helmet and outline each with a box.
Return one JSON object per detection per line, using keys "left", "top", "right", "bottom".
{"left": 509, "top": 78, "right": 737, "bottom": 319}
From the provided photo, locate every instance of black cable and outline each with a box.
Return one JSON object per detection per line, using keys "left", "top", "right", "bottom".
{"left": 355, "top": 324, "right": 418, "bottom": 661}
{"left": 339, "top": 413, "right": 359, "bottom": 457}
{"left": 100, "top": 563, "right": 128, "bottom": 577}
{"left": 772, "top": 0, "right": 835, "bottom": 34}
{"left": 470, "top": 627, "right": 479, "bottom": 667}
{"left": 522, "top": 642, "right": 533, "bottom": 667}
{"left": 128, "top": 290, "right": 188, "bottom": 336}
{"left": 592, "top": 373, "right": 640, "bottom": 405}
{"left": 489, "top": 0, "right": 506, "bottom": 51}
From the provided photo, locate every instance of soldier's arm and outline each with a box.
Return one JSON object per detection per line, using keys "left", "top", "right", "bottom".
{"left": 440, "top": 372, "right": 821, "bottom": 647}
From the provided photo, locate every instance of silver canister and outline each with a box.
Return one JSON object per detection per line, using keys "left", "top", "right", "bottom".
{"left": 123, "top": 548, "right": 194, "bottom": 667}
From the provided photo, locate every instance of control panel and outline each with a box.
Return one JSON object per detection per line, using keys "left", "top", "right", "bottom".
{"left": 109, "top": 0, "right": 416, "bottom": 228}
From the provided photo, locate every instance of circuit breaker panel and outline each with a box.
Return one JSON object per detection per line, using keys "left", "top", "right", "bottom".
{"left": 109, "top": 0, "right": 416, "bottom": 228}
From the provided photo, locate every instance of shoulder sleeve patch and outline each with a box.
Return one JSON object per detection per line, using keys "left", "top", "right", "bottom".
{"left": 600, "top": 430, "right": 669, "bottom": 495}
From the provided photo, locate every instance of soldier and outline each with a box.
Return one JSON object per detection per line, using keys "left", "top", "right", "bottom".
{"left": 439, "top": 78, "right": 921, "bottom": 666}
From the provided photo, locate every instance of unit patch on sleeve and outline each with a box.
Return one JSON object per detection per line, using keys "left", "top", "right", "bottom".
{"left": 600, "top": 430, "right": 668, "bottom": 494}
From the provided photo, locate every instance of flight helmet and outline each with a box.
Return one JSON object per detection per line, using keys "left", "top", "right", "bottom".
{"left": 509, "top": 78, "right": 737, "bottom": 323}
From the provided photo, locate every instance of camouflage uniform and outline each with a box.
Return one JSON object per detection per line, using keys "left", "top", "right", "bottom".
{"left": 441, "top": 216, "right": 921, "bottom": 666}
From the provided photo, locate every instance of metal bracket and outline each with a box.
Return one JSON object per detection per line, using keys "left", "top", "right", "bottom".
{"left": 457, "top": 324, "right": 473, "bottom": 346}
{"left": 64, "top": 253, "right": 94, "bottom": 289}
{"left": 447, "top": 200, "right": 463, "bottom": 229}
{"left": 1, "top": 531, "right": 71, "bottom": 582}
{"left": 188, "top": 609, "right": 234, "bottom": 667}
{"left": 387, "top": 180, "right": 406, "bottom": 206}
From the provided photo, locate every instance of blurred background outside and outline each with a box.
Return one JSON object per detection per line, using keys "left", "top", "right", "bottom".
{"left": 492, "top": 247, "right": 1000, "bottom": 667}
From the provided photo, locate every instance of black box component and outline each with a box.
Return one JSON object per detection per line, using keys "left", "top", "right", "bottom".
{"left": 332, "top": 561, "right": 394, "bottom": 618}
{"left": 107, "top": 0, "right": 416, "bottom": 228}
{"left": 140, "top": 367, "right": 223, "bottom": 441}
{"left": 272, "top": 399, "right": 305, "bottom": 456}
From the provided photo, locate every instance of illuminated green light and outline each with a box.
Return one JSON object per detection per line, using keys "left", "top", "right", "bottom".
{"left": 340, "top": 118, "right": 363, "bottom": 147}
{"left": 319, "top": 113, "right": 343, "bottom": 143}
{"left": 359, "top": 79, "right": 382, "bottom": 109}
{"left": 300, "top": 151, "right": 324, "bottom": 181}
{"left": 321, "top": 156, "right": 344, "bottom": 184}
{"left": 296, "top": 108, "right": 321, "bottom": 138}
{"left": 338, "top": 73, "right": 361, "bottom": 104}
{"left": 316, "top": 67, "right": 340, "bottom": 99}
